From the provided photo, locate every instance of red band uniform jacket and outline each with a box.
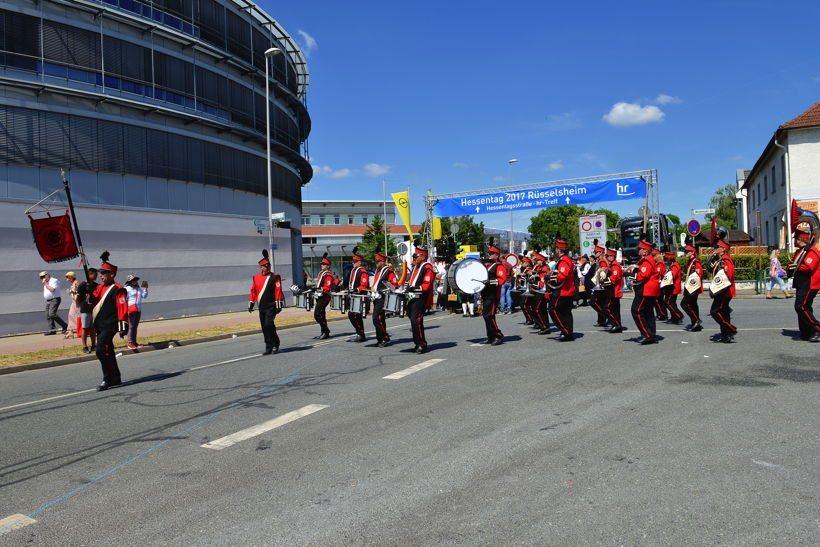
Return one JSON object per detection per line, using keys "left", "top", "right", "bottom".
{"left": 91, "top": 282, "right": 128, "bottom": 331}
{"left": 635, "top": 256, "right": 661, "bottom": 296}
{"left": 409, "top": 262, "right": 436, "bottom": 307}
{"left": 670, "top": 261, "right": 682, "bottom": 295}
{"left": 794, "top": 246, "right": 820, "bottom": 289}
{"left": 555, "top": 255, "right": 576, "bottom": 296}
{"left": 609, "top": 261, "right": 624, "bottom": 298}
{"left": 316, "top": 271, "right": 335, "bottom": 294}
{"left": 250, "top": 272, "right": 283, "bottom": 308}
{"left": 372, "top": 266, "right": 399, "bottom": 292}
{"left": 348, "top": 266, "right": 369, "bottom": 294}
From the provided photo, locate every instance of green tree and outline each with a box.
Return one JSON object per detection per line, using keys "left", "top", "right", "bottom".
{"left": 666, "top": 213, "right": 686, "bottom": 246}
{"left": 527, "top": 205, "right": 590, "bottom": 253}
{"left": 707, "top": 184, "right": 738, "bottom": 230}
{"left": 358, "top": 215, "right": 397, "bottom": 262}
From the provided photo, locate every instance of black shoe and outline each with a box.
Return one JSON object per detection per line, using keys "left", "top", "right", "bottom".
{"left": 524, "top": 320, "right": 534, "bottom": 325}
{"left": 355, "top": 335, "right": 366, "bottom": 343}
{"left": 690, "top": 322, "right": 703, "bottom": 332}
{"left": 82, "top": 347, "right": 90, "bottom": 354}
{"left": 416, "top": 345, "right": 427, "bottom": 354}
{"left": 490, "top": 337, "right": 504, "bottom": 346}
{"left": 273, "top": 347, "right": 279, "bottom": 354}
{"left": 319, "top": 332, "right": 330, "bottom": 340}
{"left": 808, "top": 333, "right": 820, "bottom": 343}
{"left": 671, "top": 319, "right": 683, "bottom": 325}
{"left": 684, "top": 323, "right": 693, "bottom": 331}
{"left": 635, "top": 336, "right": 646, "bottom": 344}
{"left": 262, "top": 348, "right": 273, "bottom": 355}
{"left": 593, "top": 323, "right": 605, "bottom": 328}
{"left": 44, "top": 331, "right": 57, "bottom": 336}
{"left": 61, "top": 327, "right": 68, "bottom": 334}
{"left": 97, "top": 379, "right": 122, "bottom": 391}
{"left": 538, "top": 328, "right": 550, "bottom": 335}
{"left": 558, "top": 334, "right": 573, "bottom": 342}
{"left": 481, "top": 338, "right": 494, "bottom": 345}
{"left": 640, "top": 336, "right": 658, "bottom": 345}
{"left": 375, "top": 341, "right": 385, "bottom": 348}
{"left": 608, "top": 326, "right": 624, "bottom": 333}
{"left": 722, "top": 335, "right": 735, "bottom": 344}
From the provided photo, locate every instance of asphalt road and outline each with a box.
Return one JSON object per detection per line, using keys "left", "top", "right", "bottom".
{"left": 1, "top": 298, "right": 817, "bottom": 546}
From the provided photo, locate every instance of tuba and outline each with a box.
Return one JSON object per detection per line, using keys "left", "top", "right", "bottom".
{"left": 547, "top": 269, "right": 562, "bottom": 291}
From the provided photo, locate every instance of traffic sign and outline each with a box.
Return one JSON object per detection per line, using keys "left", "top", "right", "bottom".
{"left": 691, "top": 208, "right": 715, "bottom": 215}
{"left": 578, "top": 214, "right": 607, "bottom": 252}
{"left": 687, "top": 219, "right": 701, "bottom": 236}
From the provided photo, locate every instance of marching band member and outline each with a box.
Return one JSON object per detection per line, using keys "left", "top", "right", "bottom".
{"left": 87, "top": 252, "right": 129, "bottom": 390}
{"left": 590, "top": 244, "right": 609, "bottom": 327}
{"left": 789, "top": 225, "right": 820, "bottom": 342}
{"left": 604, "top": 248, "right": 624, "bottom": 333}
{"left": 680, "top": 245, "right": 704, "bottom": 331}
{"left": 347, "top": 249, "right": 369, "bottom": 342}
{"left": 549, "top": 239, "right": 576, "bottom": 341}
{"left": 481, "top": 245, "right": 507, "bottom": 345}
{"left": 372, "top": 252, "right": 399, "bottom": 347}
{"left": 519, "top": 255, "right": 535, "bottom": 325}
{"left": 406, "top": 247, "right": 435, "bottom": 354}
{"left": 248, "top": 249, "right": 284, "bottom": 355}
{"left": 313, "top": 254, "right": 334, "bottom": 339}
{"left": 709, "top": 239, "right": 737, "bottom": 343}
{"left": 532, "top": 252, "right": 551, "bottom": 334}
{"left": 630, "top": 240, "right": 660, "bottom": 344}
{"left": 662, "top": 251, "right": 684, "bottom": 324}
{"left": 653, "top": 250, "right": 668, "bottom": 321}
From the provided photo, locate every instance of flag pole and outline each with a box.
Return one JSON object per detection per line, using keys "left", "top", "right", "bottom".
{"left": 383, "top": 179, "right": 388, "bottom": 255}
{"left": 61, "top": 169, "right": 90, "bottom": 281}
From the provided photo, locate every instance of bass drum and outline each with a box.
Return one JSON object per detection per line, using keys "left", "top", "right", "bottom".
{"left": 447, "top": 258, "right": 488, "bottom": 294}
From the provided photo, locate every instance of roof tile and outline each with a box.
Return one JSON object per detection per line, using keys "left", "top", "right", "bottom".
{"left": 780, "top": 102, "right": 820, "bottom": 130}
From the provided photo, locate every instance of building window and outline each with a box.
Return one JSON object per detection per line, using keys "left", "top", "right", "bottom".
{"left": 771, "top": 166, "right": 776, "bottom": 193}
{"left": 362, "top": 216, "right": 368, "bottom": 225}
{"left": 763, "top": 176, "right": 767, "bottom": 200}
{"left": 765, "top": 220, "right": 769, "bottom": 245}
{"left": 319, "top": 215, "right": 326, "bottom": 225}
{"left": 780, "top": 155, "right": 786, "bottom": 186}
{"left": 301, "top": 215, "right": 310, "bottom": 225}
{"left": 334, "top": 214, "right": 340, "bottom": 225}
{"left": 347, "top": 215, "right": 354, "bottom": 225}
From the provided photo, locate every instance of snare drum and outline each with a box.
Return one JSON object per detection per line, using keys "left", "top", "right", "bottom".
{"left": 383, "top": 291, "right": 406, "bottom": 314}
{"left": 330, "top": 292, "right": 349, "bottom": 313}
{"left": 349, "top": 293, "right": 369, "bottom": 317}
{"left": 447, "top": 258, "right": 488, "bottom": 294}
{"left": 295, "top": 292, "right": 314, "bottom": 311}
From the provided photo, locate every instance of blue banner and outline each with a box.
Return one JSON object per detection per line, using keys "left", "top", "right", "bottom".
{"left": 433, "top": 177, "right": 646, "bottom": 217}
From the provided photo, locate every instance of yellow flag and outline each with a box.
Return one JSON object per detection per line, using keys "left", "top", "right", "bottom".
{"left": 391, "top": 191, "right": 413, "bottom": 236}
{"left": 432, "top": 218, "right": 442, "bottom": 240}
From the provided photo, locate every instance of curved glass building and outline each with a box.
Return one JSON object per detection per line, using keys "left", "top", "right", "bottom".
{"left": 0, "top": 0, "right": 311, "bottom": 335}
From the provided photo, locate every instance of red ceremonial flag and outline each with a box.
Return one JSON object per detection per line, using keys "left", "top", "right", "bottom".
{"left": 29, "top": 212, "right": 79, "bottom": 263}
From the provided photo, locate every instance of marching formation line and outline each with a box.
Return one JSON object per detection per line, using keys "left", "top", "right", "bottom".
{"left": 201, "top": 403, "right": 329, "bottom": 450}
{"left": 0, "top": 514, "right": 36, "bottom": 536}
{"left": 383, "top": 359, "right": 446, "bottom": 380}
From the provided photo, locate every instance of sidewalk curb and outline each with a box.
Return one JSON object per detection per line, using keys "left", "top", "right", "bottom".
{"left": 0, "top": 316, "right": 347, "bottom": 376}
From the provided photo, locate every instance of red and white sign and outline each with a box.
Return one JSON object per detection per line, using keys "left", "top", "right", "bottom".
{"left": 578, "top": 214, "right": 607, "bottom": 253}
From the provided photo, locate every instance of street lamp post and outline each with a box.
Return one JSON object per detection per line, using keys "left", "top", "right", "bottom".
{"left": 507, "top": 158, "right": 518, "bottom": 252}
{"left": 264, "top": 47, "right": 282, "bottom": 254}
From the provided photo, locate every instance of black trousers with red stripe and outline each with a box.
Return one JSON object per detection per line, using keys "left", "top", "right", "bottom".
{"left": 535, "top": 296, "right": 551, "bottom": 329}
{"left": 794, "top": 287, "right": 820, "bottom": 339}
{"left": 407, "top": 297, "right": 427, "bottom": 348}
{"left": 709, "top": 292, "right": 736, "bottom": 336}
{"left": 348, "top": 311, "right": 365, "bottom": 337}
{"left": 631, "top": 287, "right": 656, "bottom": 339}
{"left": 590, "top": 290, "right": 609, "bottom": 325}
{"left": 549, "top": 294, "right": 574, "bottom": 336}
{"left": 95, "top": 329, "right": 121, "bottom": 384}
{"left": 521, "top": 296, "right": 534, "bottom": 322}
{"left": 372, "top": 298, "right": 390, "bottom": 342}
{"left": 681, "top": 291, "right": 700, "bottom": 325}
{"left": 482, "top": 293, "right": 503, "bottom": 340}
{"left": 314, "top": 293, "right": 330, "bottom": 334}
{"left": 664, "top": 291, "right": 684, "bottom": 321}
{"left": 605, "top": 288, "right": 621, "bottom": 328}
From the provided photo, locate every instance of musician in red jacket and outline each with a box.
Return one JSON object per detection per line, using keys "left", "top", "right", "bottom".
{"left": 371, "top": 253, "right": 399, "bottom": 347}
{"left": 549, "top": 239, "right": 576, "bottom": 341}
{"left": 662, "top": 251, "right": 684, "bottom": 324}
{"left": 87, "top": 252, "right": 129, "bottom": 390}
{"left": 631, "top": 240, "right": 660, "bottom": 344}
{"left": 407, "top": 247, "right": 435, "bottom": 354}
{"left": 481, "top": 245, "right": 508, "bottom": 345}
{"left": 519, "top": 255, "right": 535, "bottom": 326}
{"left": 249, "top": 250, "right": 284, "bottom": 355}
{"left": 604, "top": 248, "right": 624, "bottom": 333}
{"left": 653, "top": 251, "right": 668, "bottom": 321}
{"left": 709, "top": 239, "right": 737, "bottom": 343}
{"left": 590, "top": 244, "right": 609, "bottom": 327}
{"left": 313, "top": 255, "right": 334, "bottom": 339}
{"left": 347, "top": 250, "right": 370, "bottom": 342}
{"left": 789, "top": 226, "right": 820, "bottom": 342}
{"left": 681, "top": 245, "right": 704, "bottom": 331}
{"left": 531, "top": 252, "right": 551, "bottom": 334}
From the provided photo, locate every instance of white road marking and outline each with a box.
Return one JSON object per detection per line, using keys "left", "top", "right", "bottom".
{"left": 0, "top": 514, "right": 36, "bottom": 535}
{"left": 752, "top": 459, "right": 787, "bottom": 471}
{"left": 201, "top": 404, "right": 328, "bottom": 450}
{"left": 383, "top": 359, "right": 446, "bottom": 380}
{"left": 0, "top": 389, "right": 96, "bottom": 412}
{"left": 189, "top": 354, "right": 260, "bottom": 371}
{"left": 470, "top": 343, "right": 484, "bottom": 347}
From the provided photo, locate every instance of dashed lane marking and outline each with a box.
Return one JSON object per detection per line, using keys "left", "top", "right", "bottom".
{"left": 201, "top": 404, "right": 329, "bottom": 450}
{"left": 383, "top": 359, "right": 446, "bottom": 380}
{"left": 0, "top": 514, "right": 37, "bottom": 536}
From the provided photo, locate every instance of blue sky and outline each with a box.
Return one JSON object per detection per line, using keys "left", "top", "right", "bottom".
{"left": 263, "top": 0, "right": 820, "bottom": 230}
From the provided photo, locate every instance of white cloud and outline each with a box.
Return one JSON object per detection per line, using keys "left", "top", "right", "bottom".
{"left": 312, "top": 165, "right": 353, "bottom": 178}
{"left": 603, "top": 102, "right": 665, "bottom": 126}
{"left": 297, "top": 30, "right": 318, "bottom": 57}
{"left": 363, "top": 163, "right": 391, "bottom": 177}
{"left": 656, "top": 94, "right": 683, "bottom": 104}
{"left": 545, "top": 160, "right": 564, "bottom": 171}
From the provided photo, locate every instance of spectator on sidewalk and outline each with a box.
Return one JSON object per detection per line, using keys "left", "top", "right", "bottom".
{"left": 65, "top": 271, "right": 80, "bottom": 339}
{"left": 766, "top": 249, "right": 792, "bottom": 299}
{"left": 125, "top": 274, "right": 149, "bottom": 349}
{"left": 77, "top": 268, "right": 98, "bottom": 353}
{"left": 40, "top": 271, "right": 68, "bottom": 336}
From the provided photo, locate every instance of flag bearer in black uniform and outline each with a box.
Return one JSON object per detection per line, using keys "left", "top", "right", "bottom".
{"left": 87, "top": 252, "right": 129, "bottom": 391}
{"left": 406, "top": 247, "right": 435, "bottom": 354}
{"left": 481, "top": 245, "right": 508, "bottom": 345}
{"left": 248, "top": 250, "right": 284, "bottom": 355}
{"left": 313, "top": 254, "right": 334, "bottom": 339}
{"left": 347, "top": 249, "right": 369, "bottom": 342}
{"left": 372, "top": 252, "right": 399, "bottom": 347}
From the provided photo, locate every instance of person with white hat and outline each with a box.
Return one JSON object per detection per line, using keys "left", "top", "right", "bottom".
{"left": 124, "top": 274, "right": 149, "bottom": 349}
{"left": 39, "top": 271, "right": 68, "bottom": 335}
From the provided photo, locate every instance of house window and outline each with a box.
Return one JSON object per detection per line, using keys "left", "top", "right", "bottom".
{"left": 319, "top": 215, "right": 327, "bottom": 225}
{"left": 333, "top": 214, "right": 340, "bottom": 225}
{"left": 301, "top": 215, "right": 310, "bottom": 225}
{"left": 771, "top": 166, "right": 776, "bottom": 193}
{"left": 763, "top": 176, "right": 768, "bottom": 200}
{"left": 347, "top": 215, "right": 354, "bottom": 225}
{"left": 765, "top": 220, "right": 769, "bottom": 245}
{"left": 780, "top": 155, "right": 786, "bottom": 186}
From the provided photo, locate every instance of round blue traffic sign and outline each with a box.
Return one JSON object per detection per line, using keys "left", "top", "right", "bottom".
{"left": 687, "top": 219, "right": 701, "bottom": 236}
